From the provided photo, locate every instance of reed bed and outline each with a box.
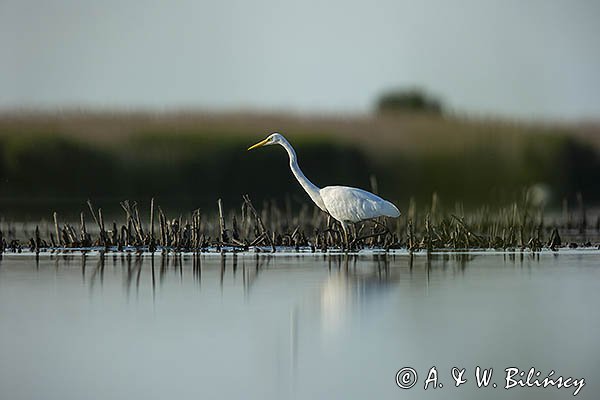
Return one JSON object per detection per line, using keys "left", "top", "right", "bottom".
{"left": 0, "top": 195, "right": 598, "bottom": 255}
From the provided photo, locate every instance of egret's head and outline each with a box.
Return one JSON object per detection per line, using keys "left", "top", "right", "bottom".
{"left": 247, "top": 132, "right": 284, "bottom": 151}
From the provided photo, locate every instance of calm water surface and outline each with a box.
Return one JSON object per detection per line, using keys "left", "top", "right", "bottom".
{"left": 0, "top": 252, "right": 598, "bottom": 399}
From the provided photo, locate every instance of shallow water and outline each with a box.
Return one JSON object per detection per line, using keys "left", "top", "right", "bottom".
{"left": 0, "top": 252, "right": 598, "bottom": 399}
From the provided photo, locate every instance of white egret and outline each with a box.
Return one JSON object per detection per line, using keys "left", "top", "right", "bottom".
{"left": 247, "top": 133, "right": 400, "bottom": 246}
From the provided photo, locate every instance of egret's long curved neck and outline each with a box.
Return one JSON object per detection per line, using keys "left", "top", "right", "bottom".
{"left": 279, "top": 138, "right": 326, "bottom": 211}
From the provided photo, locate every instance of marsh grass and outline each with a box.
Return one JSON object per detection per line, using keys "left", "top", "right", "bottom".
{"left": 0, "top": 194, "right": 598, "bottom": 254}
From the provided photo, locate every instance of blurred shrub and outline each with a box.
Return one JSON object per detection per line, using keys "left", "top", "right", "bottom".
{"left": 376, "top": 89, "right": 443, "bottom": 114}
{"left": 0, "top": 123, "right": 598, "bottom": 217}
{"left": 0, "top": 134, "right": 115, "bottom": 197}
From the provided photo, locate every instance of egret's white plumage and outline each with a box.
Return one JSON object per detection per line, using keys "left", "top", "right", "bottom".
{"left": 320, "top": 186, "right": 400, "bottom": 223}
{"left": 247, "top": 133, "right": 400, "bottom": 226}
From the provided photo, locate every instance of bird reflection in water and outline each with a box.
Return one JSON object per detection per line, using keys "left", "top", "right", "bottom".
{"left": 320, "top": 254, "right": 394, "bottom": 337}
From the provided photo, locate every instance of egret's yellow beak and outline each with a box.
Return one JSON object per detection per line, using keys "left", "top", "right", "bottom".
{"left": 247, "top": 138, "right": 269, "bottom": 151}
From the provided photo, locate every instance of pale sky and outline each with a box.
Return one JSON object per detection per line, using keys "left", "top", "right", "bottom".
{"left": 1, "top": 0, "right": 599, "bottom": 120}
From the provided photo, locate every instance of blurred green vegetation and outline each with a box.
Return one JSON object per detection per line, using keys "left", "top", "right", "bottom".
{"left": 0, "top": 112, "right": 598, "bottom": 219}
{"left": 376, "top": 88, "right": 443, "bottom": 114}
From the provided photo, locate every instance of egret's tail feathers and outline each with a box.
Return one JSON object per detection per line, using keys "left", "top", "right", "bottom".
{"left": 384, "top": 201, "right": 401, "bottom": 218}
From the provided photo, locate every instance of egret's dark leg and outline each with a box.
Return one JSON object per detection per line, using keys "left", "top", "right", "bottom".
{"left": 340, "top": 222, "right": 349, "bottom": 251}
{"left": 351, "top": 223, "right": 358, "bottom": 243}
{"left": 348, "top": 223, "right": 358, "bottom": 249}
